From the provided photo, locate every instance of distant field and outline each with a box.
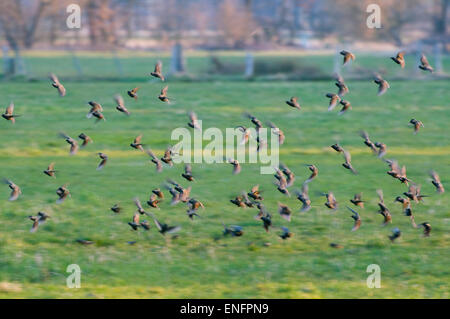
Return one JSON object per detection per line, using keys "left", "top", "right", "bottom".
{"left": 4, "top": 49, "right": 450, "bottom": 81}
{"left": 0, "top": 73, "right": 449, "bottom": 297}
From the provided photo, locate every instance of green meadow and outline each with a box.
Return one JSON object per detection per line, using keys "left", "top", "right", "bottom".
{"left": 0, "top": 52, "right": 449, "bottom": 298}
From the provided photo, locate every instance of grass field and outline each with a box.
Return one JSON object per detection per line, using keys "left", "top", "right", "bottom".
{"left": 0, "top": 64, "right": 449, "bottom": 298}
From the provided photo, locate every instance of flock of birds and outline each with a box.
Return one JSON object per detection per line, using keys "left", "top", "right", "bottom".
{"left": 1, "top": 51, "right": 445, "bottom": 246}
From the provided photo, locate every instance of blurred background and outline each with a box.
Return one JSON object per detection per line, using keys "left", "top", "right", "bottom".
{"left": 0, "top": 0, "right": 449, "bottom": 81}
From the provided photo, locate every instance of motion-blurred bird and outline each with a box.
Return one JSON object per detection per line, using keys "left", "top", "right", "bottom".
{"left": 43, "top": 162, "right": 56, "bottom": 178}
{"left": 134, "top": 198, "right": 147, "bottom": 215}
{"left": 151, "top": 214, "right": 181, "bottom": 235}
{"left": 111, "top": 203, "right": 121, "bottom": 213}
{"left": 114, "top": 94, "right": 130, "bottom": 115}
{"left": 278, "top": 203, "right": 292, "bottom": 222}
{"left": 4, "top": 179, "right": 21, "bottom": 201}
{"left": 78, "top": 133, "right": 92, "bottom": 148}
{"left": 244, "top": 112, "right": 263, "bottom": 131}
{"left": 338, "top": 100, "right": 351, "bottom": 115}
{"left": 60, "top": 133, "right": 79, "bottom": 155}
{"left": 267, "top": 121, "right": 285, "bottom": 145}
{"left": 127, "top": 87, "right": 140, "bottom": 100}
{"left": 2, "top": 102, "right": 19, "bottom": 124}
{"left": 347, "top": 206, "right": 361, "bottom": 231}
{"left": 286, "top": 97, "right": 301, "bottom": 110}
{"left": 377, "top": 189, "right": 392, "bottom": 225}
{"left": 236, "top": 126, "right": 251, "bottom": 145}
{"left": 158, "top": 85, "right": 170, "bottom": 103}
{"left": 374, "top": 74, "right": 390, "bottom": 96}
{"left": 280, "top": 163, "right": 295, "bottom": 187}
{"left": 96, "top": 153, "right": 108, "bottom": 170}
{"left": 360, "top": 131, "right": 377, "bottom": 154}
{"left": 409, "top": 119, "right": 424, "bottom": 134}
{"left": 152, "top": 188, "right": 164, "bottom": 199}
{"left": 342, "top": 150, "right": 357, "bottom": 174}
{"left": 188, "top": 111, "right": 200, "bottom": 129}
{"left": 429, "top": 170, "right": 444, "bottom": 193}
{"left": 304, "top": 164, "right": 318, "bottom": 183}
{"left": 325, "top": 93, "right": 341, "bottom": 111}
{"left": 340, "top": 50, "right": 355, "bottom": 65}
{"left": 418, "top": 54, "right": 433, "bottom": 73}
{"left": 419, "top": 222, "right": 431, "bottom": 237}
{"left": 331, "top": 143, "right": 344, "bottom": 153}
{"left": 222, "top": 223, "right": 243, "bottom": 237}
{"left": 335, "top": 74, "right": 349, "bottom": 97}
{"left": 29, "top": 211, "right": 49, "bottom": 233}
{"left": 226, "top": 157, "right": 241, "bottom": 175}
{"left": 295, "top": 183, "right": 311, "bottom": 212}
{"left": 391, "top": 51, "right": 405, "bottom": 68}
{"left": 389, "top": 228, "right": 401, "bottom": 242}
{"left": 182, "top": 164, "right": 194, "bottom": 181}
{"left": 350, "top": 193, "right": 364, "bottom": 208}
{"left": 130, "top": 135, "right": 144, "bottom": 151}
{"left": 49, "top": 73, "right": 66, "bottom": 97}
{"left": 161, "top": 145, "right": 177, "bottom": 166}
{"left": 146, "top": 194, "right": 160, "bottom": 208}
{"left": 248, "top": 185, "right": 263, "bottom": 201}
{"left": 261, "top": 212, "right": 272, "bottom": 232}
{"left": 230, "top": 195, "right": 246, "bottom": 208}
{"left": 128, "top": 212, "right": 140, "bottom": 231}
{"left": 56, "top": 184, "right": 70, "bottom": 204}
{"left": 150, "top": 60, "right": 165, "bottom": 81}
{"left": 279, "top": 227, "right": 292, "bottom": 240}
{"left": 146, "top": 149, "right": 163, "bottom": 173}
{"left": 375, "top": 142, "right": 387, "bottom": 158}
{"left": 323, "top": 192, "right": 337, "bottom": 210}
{"left": 87, "top": 101, "right": 104, "bottom": 121}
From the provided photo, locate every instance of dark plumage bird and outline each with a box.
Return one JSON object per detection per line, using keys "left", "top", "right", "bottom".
{"left": 248, "top": 185, "right": 263, "bottom": 201}
{"left": 304, "top": 164, "right": 318, "bottom": 183}
{"left": 323, "top": 192, "right": 337, "bottom": 210}
{"left": 261, "top": 212, "right": 272, "bottom": 232}
{"left": 342, "top": 150, "right": 357, "bottom": 174}
{"left": 403, "top": 184, "right": 427, "bottom": 203}
{"left": 279, "top": 227, "right": 292, "bottom": 240}
{"left": 150, "top": 213, "right": 181, "bottom": 235}
{"left": 338, "top": 100, "right": 351, "bottom": 115}
{"left": 377, "top": 189, "right": 392, "bottom": 226}
{"left": 158, "top": 85, "right": 170, "bottom": 103}
{"left": 128, "top": 212, "right": 140, "bottom": 231}
{"left": 161, "top": 145, "right": 177, "bottom": 166}
{"left": 150, "top": 60, "right": 165, "bottom": 81}
{"left": 97, "top": 153, "right": 108, "bottom": 170}
{"left": 347, "top": 206, "right": 361, "bottom": 231}
{"left": 43, "top": 162, "right": 56, "bottom": 178}
{"left": 152, "top": 188, "right": 164, "bottom": 199}
{"left": 130, "top": 135, "right": 144, "bottom": 151}
{"left": 391, "top": 51, "right": 405, "bottom": 68}
{"left": 188, "top": 111, "right": 200, "bottom": 129}
{"left": 146, "top": 149, "right": 163, "bottom": 173}
{"left": 29, "top": 211, "right": 50, "bottom": 233}
{"left": 389, "top": 228, "right": 401, "bottom": 242}
{"left": 230, "top": 195, "right": 246, "bottom": 208}
{"left": 146, "top": 194, "right": 160, "bottom": 209}
{"left": 165, "top": 185, "right": 181, "bottom": 205}
{"left": 244, "top": 112, "right": 263, "bottom": 131}
{"left": 182, "top": 164, "right": 194, "bottom": 181}
{"left": 278, "top": 203, "right": 292, "bottom": 222}
{"left": 140, "top": 220, "right": 151, "bottom": 230}
{"left": 222, "top": 223, "right": 243, "bottom": 237}
{"left": 187, "top": 198, "right": 204, "bottom": 211}
{"left": 49, "top": 73, "right": 66, "bottom": 97}
{"left": 429, "top": 170, "right": 444, "bottom": 194}
{"left": 60, "top": 133, "right": 79, "bottom": 155}
{"left": 286, "top": 97, "right": 301, "bottom": 110}
{"left": 331, "top": 143, "right": 344, "bottom": 153}
{"left": 127, "top": 87, "right": 140, "bottom": 100}
{"left": 2, "top": 102, "right": 19, "bottom": 124}
{"left": 295, "top": 183, "right": 311, "bottom": 212}
{"left": 374, "top": 74, "right": 390, "bottom": 96}
{"left": 350, "top": 193, "right": 364, "bottom": 208}
{"left": 360, "top": 131, "right": 377, "bottom": 154}
{"left": 325, "top": 93, "right": 341, "bottom": 111}
{"left": 418, "top": 54, "right": 433, "bottom": 73}
{"left": 329, "top": 243, "right": 344, "bottom": 249}
{"left": 340, "top": 50, "right": 355, "bottom": 65}
{"left": 111, "top": 203, "right": 121, "bottom": 213}
{"left": 56, "top": 184, "right": 70, "bottom": 204}
{"left": 3, "top": 179, "right": 21, "bottom": 201}
{"left": 409, "top": 119, "right": 424, "bottom": 134}
{"left": 78, "top": 133, "right": 92, "bottom": 148}
{"left": 419, "top": 222, "right": 431, "bottom": 237}
{"left": 76, "top": 239, "right": 94, "bottom": 245}
{"left": 114, "top": 94, "right": 130, "bottom": 115}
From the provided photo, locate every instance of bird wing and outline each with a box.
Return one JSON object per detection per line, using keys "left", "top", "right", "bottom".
{"left": 114, "top": 94, "right": 124, "bottom": 107}
{"left": 154, "top": 61, "right": 162, "bottom": 73}
{"left": 421, "top": 54, "right": 430, "bottom": 67}
{"left": 134, "top": 135, "right": 142, "bottom": 144}
{"left": 5, "top": 102, "right": 14, "bottom": 115}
